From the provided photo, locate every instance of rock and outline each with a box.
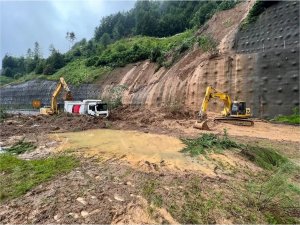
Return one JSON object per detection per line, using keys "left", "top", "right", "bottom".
{"left": 163, "top": 186, "right": 170, "bottom": 191}
{"left": 114, "top": 194, "right": 125, "bottom": 202}
{"left": 76, "top": 197, "right": 87, "bottom": 205}
{"left": 68, "top": 212, "right": 79, "bottom": 219}
{"left": 126, "top": 181, "right": 134, "bottom": 187}
{"left": 54, "top": 214, "right": 60, "bottom": 221}
{"left": 89, "top": 209, "right": 101, "bottom": 215}
{"left": 81, "top": 211, "right": 89, "bottom": 218}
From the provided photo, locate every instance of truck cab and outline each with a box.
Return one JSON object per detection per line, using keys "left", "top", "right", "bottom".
{"left": 87, "top": 102, "right": 108, "bottom": 117}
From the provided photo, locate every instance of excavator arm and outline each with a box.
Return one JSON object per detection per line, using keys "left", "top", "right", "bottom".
{"left": 199, "top": 86, "right": 232, "bottom": 119}
{"left": 50, "top": 77, "right": 73, "bottom": 113}
{"left": 40, "top": 77, "right": 73, "bottom": 115}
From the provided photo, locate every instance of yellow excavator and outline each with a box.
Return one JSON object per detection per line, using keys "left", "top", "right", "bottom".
{"left": 194, "top": 86, "right": 254, "bottom": 129}
{"left": 40, "top": 77, "right": 73, "bottom": 115}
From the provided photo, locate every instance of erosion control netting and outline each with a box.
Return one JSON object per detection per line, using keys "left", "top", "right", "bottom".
{"left": 0, "top": 79, "right": 100, "bottom": 109}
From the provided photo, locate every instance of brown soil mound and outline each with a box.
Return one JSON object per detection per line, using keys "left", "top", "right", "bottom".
{"left": 0, "top": 113, "right": 107, "bottom": 142}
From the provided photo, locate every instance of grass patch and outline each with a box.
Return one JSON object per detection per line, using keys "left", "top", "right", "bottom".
{"left": 198, "top": 35, "right": 217, "bottom": 53}
{"left": 0, "top": 107, "right": 8, "bottom": 122}
{"left": 5, "top": 140, "right": 36, "bottom": 154}
{"left": 240, "top": 145, "right": 292, "bottom": 171}
{"left": 2, "top": 59, "right": 112, "bottom": 86}
{"left": 0, "top": 75, "right": 14, "bottom": 86}
{"left": 245, "top": 166, "right": 300, "bottom": 224}
{"left": 0, "top": 154, "right": 78, "bottom": 201}
{"left": 181, "top": 131, "right": 240, "bottom": 156}
{"left": 168, "top": 179, "right": 221, "bottom": 224}
{"left": 141, "top": 180, "right": 163, "bottom": 208}
{"left": 49, "top": 59, "right": 112, "bottom": 85}
{"left": 274, "top": 107, "right": 300, "bottom": 125}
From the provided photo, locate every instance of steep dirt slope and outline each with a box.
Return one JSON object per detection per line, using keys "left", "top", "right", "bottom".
{"left": 98, "top": 1, "right": 253, "bottom": 114}
{"left": 97, "top": 0, "right": 299, "bottom": 118}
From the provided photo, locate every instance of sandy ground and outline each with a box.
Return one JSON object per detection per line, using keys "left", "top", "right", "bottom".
{"left": 51, "top": 129, "right": 216, "bottom": 175}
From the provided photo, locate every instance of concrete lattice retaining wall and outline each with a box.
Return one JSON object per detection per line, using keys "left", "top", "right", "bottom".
{"left": 0, "top": 79, "right": 100, "bottom": 108}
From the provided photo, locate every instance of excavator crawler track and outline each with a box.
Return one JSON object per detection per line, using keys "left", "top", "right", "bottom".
{"left": 214, "top": 117, "right": 254, "bottom": 126}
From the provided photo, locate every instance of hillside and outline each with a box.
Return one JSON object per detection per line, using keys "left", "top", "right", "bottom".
{"left": 1, "top": 0, "right": 299, "bottom": 119}
{"left": 1, "top": 1, "right": 300, "bottom": 224}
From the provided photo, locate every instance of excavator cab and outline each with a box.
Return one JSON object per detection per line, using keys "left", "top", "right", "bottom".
{"left": 230, "top": 101, "right": 251, "bottom": 118}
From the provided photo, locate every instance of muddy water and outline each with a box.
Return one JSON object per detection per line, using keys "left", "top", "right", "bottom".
{"left": 51, "top": 129, "right": 215, "bottom": 173}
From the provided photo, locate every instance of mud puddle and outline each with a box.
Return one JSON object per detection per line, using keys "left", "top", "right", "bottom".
{"left": 51, "top": 129, "right": 215, "bottom": 173}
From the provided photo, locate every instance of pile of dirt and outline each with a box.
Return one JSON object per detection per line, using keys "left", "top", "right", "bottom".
{"left": 0, "top": 113, "right": 107, "bottom": 141}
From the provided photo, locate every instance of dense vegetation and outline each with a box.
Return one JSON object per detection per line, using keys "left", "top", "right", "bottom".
{"left": 1, "top": 0, "right": 238, "bottom": 84}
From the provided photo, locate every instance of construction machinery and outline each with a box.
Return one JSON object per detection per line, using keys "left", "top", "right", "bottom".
{"left": 194, "top": 86, "right": 254, "bottom": 129}
{"left": 64, "top": 100, "right": 109, "bottom": 117}
{"left": 40, "top": 77, "right": 73, "bottom": 115}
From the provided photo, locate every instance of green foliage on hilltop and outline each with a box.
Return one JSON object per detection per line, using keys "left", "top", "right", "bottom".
{"left": 1, "top": 1, "right": 239, "bottom": 85}
{"left": 48, "top": 59, "right": 112, "bottom": 85}
{"left": 94, "top": 30, "right": 194, "bottom": 68}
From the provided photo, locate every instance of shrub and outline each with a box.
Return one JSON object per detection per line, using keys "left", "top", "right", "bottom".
{"left": 5, "top": 140, "right": 36, "bottom": 154}
{"left": 106, "top": 85, "right": 128, "bottom": 109}
{"left": 241, "top": 1, "right": 279, "bottom": 29}
{"left": 150, "top": 46, "right": 162, "bottom": 62}
{"left": 43, "top": 64, "right": 55, "bottom": 75}
{"left": 73, "top": 48, "right": 82, "bottom": 57}
{"left": 274, "top": 107, "right": 300, "bottom": 125}
{"left": 217, "top": 1, "right": 237, "bottom": 11}
{"left": 179, "top": 41, "right": 190, "bottom": 53}
{"left": 240, "top": 145, "right": 290, "bottom": 170}
{"left": 85, "top": 56, "right": 99, "bottom": 67}
{"left": 198, "top": 35, "right": 217, "bottom": 52}
{"left": 35, "top": 61, "right": 45, "bottom": 74}
{"left": 0, "top": 108, "right": 8, "bottom": 122}
{"left": 181, "top": 131, "right": 240, "bottom": 156}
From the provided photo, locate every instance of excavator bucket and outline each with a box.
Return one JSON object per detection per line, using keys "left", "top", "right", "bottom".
{"left": 193, "top": 119, "right": 210, "bottom": 130}
{"left": 64, "top": 91, "right": 73, "bottom": 101}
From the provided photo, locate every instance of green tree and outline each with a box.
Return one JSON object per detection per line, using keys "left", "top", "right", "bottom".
{"left": 100, "top": 33, "right": 111, "bottom": 48}
{"left": 33, "top": 41, "right": 42, "bottom": 59}
{"left": 26, "top": 48, "right": 33, "bottom": 59}
{"left": 43, "top": 49, "right": 65, "bottom": 75}
{"left": 66, "top": 32, "right": 76, "bottom": 49}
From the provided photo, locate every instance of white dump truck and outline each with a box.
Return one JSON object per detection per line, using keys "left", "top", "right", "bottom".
{"left": 64, "top": 99, "right": 109, "bottom": 117}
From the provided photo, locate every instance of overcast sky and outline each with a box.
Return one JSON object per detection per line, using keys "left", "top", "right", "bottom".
{"left": 0, "top": 0, "right": 135, "bottom": 61}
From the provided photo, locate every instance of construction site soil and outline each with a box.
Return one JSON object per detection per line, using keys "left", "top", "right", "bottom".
{"left": 1, "top": 106, "right": 300, "bottom": 147}
{"left": 1, "top": 106, "right": 300, "bottom": 143}
{"left": 1, "top": 107, "right": 300, "bottom": 224}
